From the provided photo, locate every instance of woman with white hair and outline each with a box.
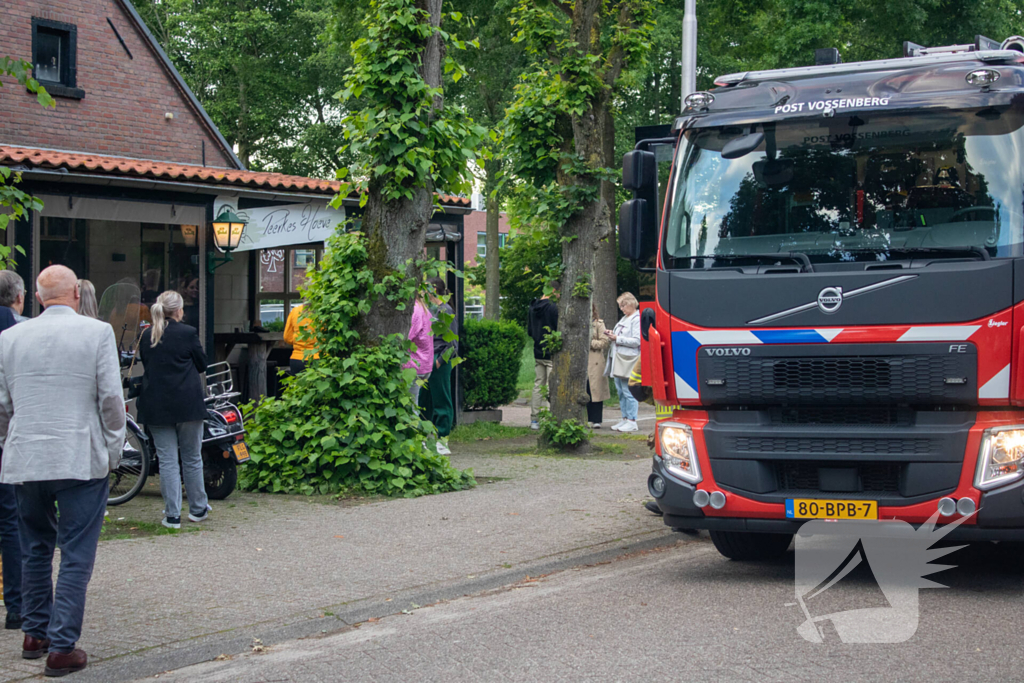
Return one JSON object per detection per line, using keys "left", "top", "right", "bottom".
{"left": 604, "top": 292, "right": 642, "bottom": 432}
{"left": 136, "top": 290, "right": 210, "bottom": 529}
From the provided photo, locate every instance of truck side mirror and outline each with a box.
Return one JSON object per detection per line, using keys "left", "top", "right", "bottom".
{"left": 619, "top": 199, "right": 651, "bottom": 261}
{"left": 622, "top": 150, "right": 656, "bottom": 192}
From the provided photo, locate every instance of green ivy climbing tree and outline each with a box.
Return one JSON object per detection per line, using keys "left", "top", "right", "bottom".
{"left": 501, "top": 0, "right": 655, "bottom": 448}
{"left": 241, "top": 0, "right": 481, "bottom": 496}
{"left": 241, "top": 231, "right": 473, "bottom": 496}
{"left": 334, "top": 0, "right": 484, "bottom": 341}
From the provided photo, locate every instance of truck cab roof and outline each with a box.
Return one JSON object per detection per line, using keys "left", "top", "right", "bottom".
{"left": 675, "top": 49, "right": 1024, "bottom": 130}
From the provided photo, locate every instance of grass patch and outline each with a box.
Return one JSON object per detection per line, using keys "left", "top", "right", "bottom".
{"left": 101, "top": 518, "right": 199, "bottom": 541}
{"left": 593, "top": 442, "right": 626, "bottom": 455}
{"left": 450, "top": 421, "right": 534, "bottom": 443}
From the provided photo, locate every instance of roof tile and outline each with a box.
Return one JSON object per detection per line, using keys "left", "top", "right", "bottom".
{"left": 0, "top": 146, "right": 470, "bottom": 207}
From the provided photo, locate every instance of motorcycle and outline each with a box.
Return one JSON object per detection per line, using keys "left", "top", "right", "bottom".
{"left": 102, "top": 283, "right": 249, "bottom": 506}
{"left": 110, "top": 363, "right": 249, "bottom": 506}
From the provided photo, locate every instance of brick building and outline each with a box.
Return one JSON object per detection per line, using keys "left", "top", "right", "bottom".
{"left": 0, "top": 0, "right": 470, "bottom": 399}
{"left": 463, "top": 209, "right": 511, "bottom": 268}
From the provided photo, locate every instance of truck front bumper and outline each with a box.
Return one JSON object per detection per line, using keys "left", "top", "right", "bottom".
{"left": 650, "top": 410, "right": 1024, "bottom": 542}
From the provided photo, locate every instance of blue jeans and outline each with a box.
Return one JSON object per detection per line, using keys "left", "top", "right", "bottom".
{"left": 0, "top": 482, "right": 22, "bottom": 617}
{"left": 150, "top": 421, "right": 209, "bottom": 520}
{"left": 614, "top": 376, "right": 639, "bottom": 421}
{"left": 16, "top": 477, "right": 108, "bottom": 653}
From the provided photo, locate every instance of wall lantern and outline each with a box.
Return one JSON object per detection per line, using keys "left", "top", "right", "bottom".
{"left": 208, "top": 206, "right": 247, "bottom": 273}
{"left": 180, "top": 224, "right": 198, "bottom": 249}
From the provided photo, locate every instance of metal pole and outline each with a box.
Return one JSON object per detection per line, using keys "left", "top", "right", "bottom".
{"left": 681, "top": 0, "right": 697, "bottom": 110}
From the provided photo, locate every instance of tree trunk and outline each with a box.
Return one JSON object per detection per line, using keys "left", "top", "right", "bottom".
{"left": 593, "top": 107, "right": 618, "bottom": 325}
{"left": 547, "top": 100, "right": 612, "bottom": 439}
{"left": 483, "top": 157, "right": 501, "bottom": 321}
{"left": 356, "top": 0, "right": 444, "bottom": 341}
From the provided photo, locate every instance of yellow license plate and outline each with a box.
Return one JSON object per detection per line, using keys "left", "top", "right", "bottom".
{"left": 786, "top": 498, "right": 877, "bottom": 520}
{"left": 231, "top": 442, "right": 250, "bottom": 463}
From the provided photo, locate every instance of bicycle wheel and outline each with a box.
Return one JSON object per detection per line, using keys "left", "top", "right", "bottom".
{"left": 108, "top": 420, "right": 151, "bottom": 505}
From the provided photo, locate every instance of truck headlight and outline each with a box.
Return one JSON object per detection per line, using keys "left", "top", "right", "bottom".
{"left": 975, "top": 426, "right": 1024, "bottom": 490}
{"left": 657, "top": 422, "right": 701, "bottom": 484}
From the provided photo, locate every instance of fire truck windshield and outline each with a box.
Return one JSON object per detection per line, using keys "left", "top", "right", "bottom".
{"left": 663, "top": 107, "right": 1024, "bottom": 267}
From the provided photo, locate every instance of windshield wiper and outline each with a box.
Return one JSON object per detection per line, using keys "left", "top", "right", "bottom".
{"left": 844, "top": 246, "right": 991, "bottom": 261}
{"left": 678, "top": 252, "right": 815, "bottom": 272}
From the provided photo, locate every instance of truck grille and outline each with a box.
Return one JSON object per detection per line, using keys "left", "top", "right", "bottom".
{"left": 769, "top": 406, "right": 910, "bottom": 426}
{"left": 732, "top": 435, "right": 934, "bottom": 456}
{"left": 774, "top": 461, "right": 900, "bottom": 493}
{"left": 697, "top": 343, "right": 976, "bottom": 406}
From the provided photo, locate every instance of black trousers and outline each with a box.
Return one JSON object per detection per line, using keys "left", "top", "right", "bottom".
{"left": 586, "top": 380, "right": 603, "bottom": 424}
{"left": 289, "top": 359, "right": 306, "bottom": 375}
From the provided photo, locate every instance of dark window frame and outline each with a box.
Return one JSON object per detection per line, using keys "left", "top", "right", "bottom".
{"left": 31, "top": 17, "right": 85, "bottom": 100}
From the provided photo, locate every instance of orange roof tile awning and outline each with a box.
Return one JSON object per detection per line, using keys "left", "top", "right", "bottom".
{"left": 0, "top": 146, "right": 472, "bottom": 207}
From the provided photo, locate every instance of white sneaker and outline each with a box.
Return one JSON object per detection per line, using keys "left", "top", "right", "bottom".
{"left": 591, "top": 422, "right": 602, "bottom": 429}
{"left": 619, "top": 420, "right": 639, "bottom": 432}
{"left": 610, "top": 421, "right": 626, "bottom": 431}
{"left": 530, "top": 421, "right": 540, "bottom": 430}
{"left": 436, "top": 439, "right": 451, "bottom": 455}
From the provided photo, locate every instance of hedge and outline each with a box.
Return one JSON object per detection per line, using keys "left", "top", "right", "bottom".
{"left": 462, "top": 319, "right": 527, "bottom": 410}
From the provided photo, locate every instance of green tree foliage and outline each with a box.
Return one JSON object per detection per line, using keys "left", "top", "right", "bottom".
{"left": 241, "top": 231, "right": 474, "bottom": 496}
{"left": 133, "top": 0, "right": 359, "bottom": 175}
{"left": 461, "top": 318, "right": 527, "bottom": 409}
{"left": 0, "top": 57, "right": 53, "bottom": 268}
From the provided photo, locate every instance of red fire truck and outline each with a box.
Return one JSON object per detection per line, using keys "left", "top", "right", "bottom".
{"left": 620, "top": 36, "right": 1024, "bottom": 560}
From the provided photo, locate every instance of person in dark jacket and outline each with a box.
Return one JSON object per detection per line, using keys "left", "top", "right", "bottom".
{"left": 137, "top": 290, "right": 210, "bottom": 529}
{"left": 0, "top": 277, "right": 20, "bottom": 630}
{"left": 421, "top": 278, "right": 458, "bottom": 455}
{"left": 526, "top": 280, "right": 559, "bottom": 429}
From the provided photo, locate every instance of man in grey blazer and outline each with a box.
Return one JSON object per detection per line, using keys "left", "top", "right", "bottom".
{"left": 0, "top": 265, "right": 125, "bottom": 677}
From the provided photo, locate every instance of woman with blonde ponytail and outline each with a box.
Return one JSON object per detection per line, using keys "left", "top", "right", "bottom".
{"left": 137, "top": 290, "right": 210, "bottom": 529}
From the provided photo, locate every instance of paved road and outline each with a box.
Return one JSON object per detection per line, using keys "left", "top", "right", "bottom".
{"left": 140, "top": 536, "right": 1024, "bottom": 683}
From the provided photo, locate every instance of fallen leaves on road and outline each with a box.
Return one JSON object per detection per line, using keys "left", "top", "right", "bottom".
{"left": 251, "top": 638, "right": 267, "bottom": 654}
{"left": 334, "top": 535, "right": 345, "bottom": 539}
{"left": 214, "top": 654, "right": 232, "bottom": 661}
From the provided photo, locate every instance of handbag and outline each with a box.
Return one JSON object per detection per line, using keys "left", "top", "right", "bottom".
{"left": 610, "top": 348, "right": 637, "bottom": 378}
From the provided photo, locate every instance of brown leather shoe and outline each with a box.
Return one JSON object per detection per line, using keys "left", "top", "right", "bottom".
{"left": 44, "top": 649, "right": 87, "bottom": 677}
{"left": 22, "top": 634, "right": 50, "bottom": 660}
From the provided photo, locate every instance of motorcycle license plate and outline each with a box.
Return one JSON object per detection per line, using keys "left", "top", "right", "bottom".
{"left": 786, "top": 499, "right": 877, "bottom": 520}
{"left": 231, "top": 442, "right": 250, "bottom": 463}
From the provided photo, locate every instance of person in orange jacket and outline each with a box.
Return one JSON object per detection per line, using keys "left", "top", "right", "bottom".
{"left": 283, "top": 303, "right": 319, "bottom": 374}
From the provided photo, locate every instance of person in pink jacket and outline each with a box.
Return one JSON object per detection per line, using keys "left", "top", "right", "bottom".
{"left": 405, "top": 295, "right": 434, "bottom": 402}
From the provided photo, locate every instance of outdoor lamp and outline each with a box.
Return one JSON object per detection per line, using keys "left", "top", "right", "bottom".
{"left": 208, "top": 207, "right": 247, "bottom": 273}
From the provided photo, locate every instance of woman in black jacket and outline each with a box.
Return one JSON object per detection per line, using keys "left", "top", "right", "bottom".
{"left": 137, "top": 290, "right": 210, "bottom": 529}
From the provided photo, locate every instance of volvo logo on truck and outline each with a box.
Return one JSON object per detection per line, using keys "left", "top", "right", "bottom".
{"left": 817, "top": 287, "right": 843, "bottom": 314}
{"left": 704, "top": 347, "right": 751, "bottom": 356}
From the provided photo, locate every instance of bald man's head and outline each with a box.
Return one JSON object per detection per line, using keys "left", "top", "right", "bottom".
{"left": 37, "top": 265, "right": 81, "bottom": 311}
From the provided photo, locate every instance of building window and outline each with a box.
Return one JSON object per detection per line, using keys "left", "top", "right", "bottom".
{"left": 257, "top": 246, "right": 323, "bottom": 331}
{"left": 476, "top": 231, "right": 508, "bottom": 259}
{"left": 32, "top": 18, "right": 84, "bottom": 99}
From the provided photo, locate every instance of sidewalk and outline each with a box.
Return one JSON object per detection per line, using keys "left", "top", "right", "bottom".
{"left": 500, "top": 399, "right": 657, "bottom": 429}
{"left": 0, "top": 444, "right": 673, "bottom": 683}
